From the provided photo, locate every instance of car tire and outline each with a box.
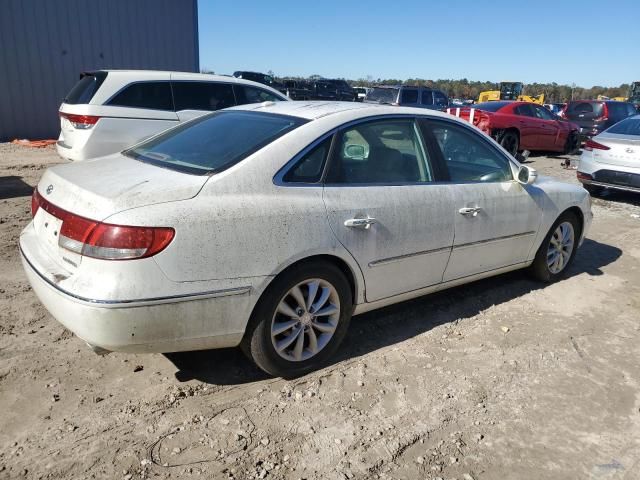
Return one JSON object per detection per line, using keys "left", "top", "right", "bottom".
{"left": 564, "top": 131, "right": 579, "bottom": 155}
{"left": 582, "top": 183, "right": 603, "bottom": 196}
{"left": 529, "top": 211, "right": 580, "bottom": 283}
{"left": 500, "top": 131, "right": 519, "bottom": 156}
{"left": 242, "top": 261, "right": 353, "bottom": 378}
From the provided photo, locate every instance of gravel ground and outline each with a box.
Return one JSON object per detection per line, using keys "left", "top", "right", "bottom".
{"left": 1, "top": 144, "right": 639, "bottom": 480}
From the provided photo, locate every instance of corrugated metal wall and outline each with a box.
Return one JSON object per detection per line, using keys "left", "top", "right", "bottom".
{"left": 0, "top": 0, "right": 199, "bottom": 141}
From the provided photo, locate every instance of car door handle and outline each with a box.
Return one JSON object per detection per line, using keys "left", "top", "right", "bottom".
{"left": 344, "top": 217, "right": 377, "bottom": 229}
{"left": 458, "top": 207, "right": 482, "bottom": 217}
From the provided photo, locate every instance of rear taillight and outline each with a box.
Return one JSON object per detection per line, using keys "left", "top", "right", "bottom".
{"left": 583, "top": 139, "right": 610, "bottom": 151}
{"left": 31, "top": 188, "right": 41, "bottom": 217}
{"left": 59, "top": 112, "right": 100, "bottom": 129}
{"left": 577, "top": 172, "right": 593, "bottom": 181}
{"left": 34, "top": 190, "right": 174, "bottom": 260}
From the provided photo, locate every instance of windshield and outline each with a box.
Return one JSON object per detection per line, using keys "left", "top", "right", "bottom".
{"left": 629, "top": 82, "right": 640, "bottom": 103}
{"left": 124, "top": 111, "right": 306, "bottom": 175}
{"left": 606, "top": 116, "right": 640, "bottom": 135}
{"left": 366, "top": 88, "right": 399, "bottom": 104}
{"left": 474, "top": 101, "right": 511, "bottom": 112}
{"left": 500, "top": 82, "right": 523, "bottom": 100}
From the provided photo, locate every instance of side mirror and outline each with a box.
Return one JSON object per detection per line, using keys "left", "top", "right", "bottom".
{"left": 517, "top": 165, "right": 538, "bottom": 185}
{"left": 344, "top": 144, "right": 366, "bottom": 160}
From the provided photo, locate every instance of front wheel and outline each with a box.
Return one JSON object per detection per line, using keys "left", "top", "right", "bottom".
{"left": 529, "top": 212, "right": 580, "bottom": 282}
{"left": 242, "top": 262, "right": 352, "bottom": 378}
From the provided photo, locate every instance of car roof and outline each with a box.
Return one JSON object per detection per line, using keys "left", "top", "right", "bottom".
{"left": 226, "top": 100, "right": 457, "bottom": 122}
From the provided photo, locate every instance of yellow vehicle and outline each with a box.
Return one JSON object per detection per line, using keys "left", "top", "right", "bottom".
{"left": 477, "top": 82, "right": 544, "bottom": 104}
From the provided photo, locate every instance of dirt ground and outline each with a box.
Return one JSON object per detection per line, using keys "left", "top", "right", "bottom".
{"left": 1, "top": 143, "right": 639, "bottom": 480}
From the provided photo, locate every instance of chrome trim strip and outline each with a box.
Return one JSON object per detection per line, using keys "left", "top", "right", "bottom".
{"left": 581, "top": 179, "right": 640, "bottom": 194}
{"left": 453, "top": 231, "right": 536, "bottom": 249}
{"left": 20, "top": 246, "right": 251, "bottom": 308}
{"left": 369, "top": 246, "right": 451, "bottom": 267}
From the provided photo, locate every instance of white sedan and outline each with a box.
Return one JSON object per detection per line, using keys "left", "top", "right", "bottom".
{"left": 20, "top": 102, "right": 593, "bottom": 377}
{"left": 578, "top": 114, "right": 640, "bottom": 195}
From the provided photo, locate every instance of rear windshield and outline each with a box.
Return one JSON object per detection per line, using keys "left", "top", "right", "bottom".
{"left": 64, "top": 72, "right": 107, "bottom": 104}
{"left": 566, "top": 102, "right": 604, "bottom": 116}
{"left": 606, "top": 116, "right": 640, "bottom": 135}
{"left": 474, "top": 101, "right": 511, "bottom": 112}
{"left": 123, "top": 111, "right": 307, "bottom": 175}
{"left": 366, "top": 88, "right": 399, "bottom": 104}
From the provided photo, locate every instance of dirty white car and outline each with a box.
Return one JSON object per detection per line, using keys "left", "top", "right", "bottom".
{"left": 21, "top": 102, "right": 592, "bottom": 377}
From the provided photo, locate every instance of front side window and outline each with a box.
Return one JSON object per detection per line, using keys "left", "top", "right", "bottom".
{"left": 325, "top": 119, "right": 433, "bottom": 184}
{"left": 235, "top": 86, "right": 283, "bottom": 104}
{"left": 107, "top": 82, "right": 173, "bottom": 110}
{"left": 534, "top": 105, "right": 554, "bottom": 120}
{"left": 124, "top": 111, "right": 306, "bottom": 174}
{"left": 428, "top": 121, "right": 513, "bottom": 183}
{"left": 172, "top": 82, "right": 235, "bottom": 111}
{"left": 400, "top": 89, "right": 419, "bottom": 104}
{"left": 283, "top": 137, "right": 332, "bottom": 183}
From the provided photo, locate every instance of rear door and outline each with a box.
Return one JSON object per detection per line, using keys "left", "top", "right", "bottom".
{"left": 171, "top": 80, "right": 236, "bottom": 122}
{"left": 423, "top": 118, "right": 543, "bottom": 281}
{"left": 513, "top": 104, "right": 540, "bottom": 150}
{"left": 322, "top": 117, "right": 454, "bottom": 302}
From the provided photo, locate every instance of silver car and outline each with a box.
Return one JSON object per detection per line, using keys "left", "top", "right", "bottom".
{"left": 578, "top": 115, "right": 640, "bottom": 195}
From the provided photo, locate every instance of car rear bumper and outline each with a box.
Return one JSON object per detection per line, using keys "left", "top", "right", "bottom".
{"left": 578, "top": 153, "right": 640, "bottom": 193}
{"left": 19, "top": 226, "right": 261, "bottom": 354}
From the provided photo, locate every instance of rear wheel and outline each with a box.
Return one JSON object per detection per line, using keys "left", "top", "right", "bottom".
{"left": 243, "top": 261, "right": 352, "bottom": 378}
{"left": 564, "top": 131, "right": 579, "bottom": 155}
{"left": 529, "top": 211, "right": 580, "bottom": 282}
{"left": 500, "top": 131, "right": 519, "bottom": 156}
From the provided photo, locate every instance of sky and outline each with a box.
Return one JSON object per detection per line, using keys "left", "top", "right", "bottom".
{"left": 198, "top": 0, "right": 640, "bottom": 88}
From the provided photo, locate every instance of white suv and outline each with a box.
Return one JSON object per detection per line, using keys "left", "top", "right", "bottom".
{"left": 57, "top": 70, "right": 288, "bottom": 161}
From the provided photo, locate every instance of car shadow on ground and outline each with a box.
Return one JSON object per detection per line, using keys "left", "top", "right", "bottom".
{"left": 0, "top": 176, "right": 33, "bottom": 200}
{"left": 165, "top": 238, "right": 621, "bottom": 386}
{"left": 592, "top": 189, "right": 640, "bottom": 208}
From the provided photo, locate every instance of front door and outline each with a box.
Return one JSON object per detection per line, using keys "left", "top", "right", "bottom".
{"left": 322, "top": 117, "right": 454, "bottom": 302}
{"left": 532, "top": 105, "right": 561, "bottom": 150}
{"left": 423, "top": 119, "right": 543, "bottom": 281}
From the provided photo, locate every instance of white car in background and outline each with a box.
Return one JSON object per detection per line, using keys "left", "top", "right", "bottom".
{"left": 22, "top": 102, "right": 592, "bottom": 377}
{"left": 578, "top": 115, "right": 640, "bottom": 195}
{"left": 57, "top": 70, "right": 288, "bottom": 161}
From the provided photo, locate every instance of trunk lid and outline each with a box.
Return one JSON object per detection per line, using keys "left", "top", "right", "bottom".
{"left": 37, "top": 153, "right": 208, "bottom": 221}
{"left": 591, "top": 133, "right": 640, "bottom": 168}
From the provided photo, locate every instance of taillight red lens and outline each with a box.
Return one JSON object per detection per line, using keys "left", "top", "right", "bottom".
{"left": 31, "top": 189, "right": 41, "bottom": 217}
{"left": 59, "top": 112, "right": 100, "bottom": 129}
{"left": 583, "top": 139, "right": 610, "bottom": 151}
{"left": 577, "top": 172, "right": 593, "bottom": 181}
{"left": 35, "top": 192, "right": 174, "bottom": 260}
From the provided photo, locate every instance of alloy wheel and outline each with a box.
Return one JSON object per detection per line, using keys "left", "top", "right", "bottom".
{"left": 547, "top": 221, "right": 575, "bottom": 274}
{"left": 271, "top": 279, "right": 340, "bottom": 362}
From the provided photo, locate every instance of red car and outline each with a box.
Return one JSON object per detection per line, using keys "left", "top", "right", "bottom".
{"left": 447, "top": 101, "right": 579, "bottom": 156}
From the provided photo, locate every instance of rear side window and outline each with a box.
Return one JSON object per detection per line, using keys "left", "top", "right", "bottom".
{"left": 173, "top": 82, "right": 235, "bottom": 111}
{"left": 421, "top": 90, "right": 433, "bottom": 105}
{"left": 400, "top": 89, "right": 419, "bottom": 104}
{"left": 107, "top": 82, "right": 173, "bottom": 110}
{"left": 434, "top": 91, "right": 448, "bottom": 107}
{"left": 283, "top": 137, "right": 332, "bottom": 183}
{"left": 235, "top": 86, "right": 283, "bottom": 105}
{"left": 124, "top": 111, "right": 306, "bottom": 174}
{"left": 64, "top": 73, "right": 107, "bottom": 104}
{"left": 515, "top": 104, "right": 536, "bottom": 117}
{"left": 606, "top": 117, "right": 640, "bottom": 135}
{"left": 607, "top": 102, "right": 635, "bottom": 119}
